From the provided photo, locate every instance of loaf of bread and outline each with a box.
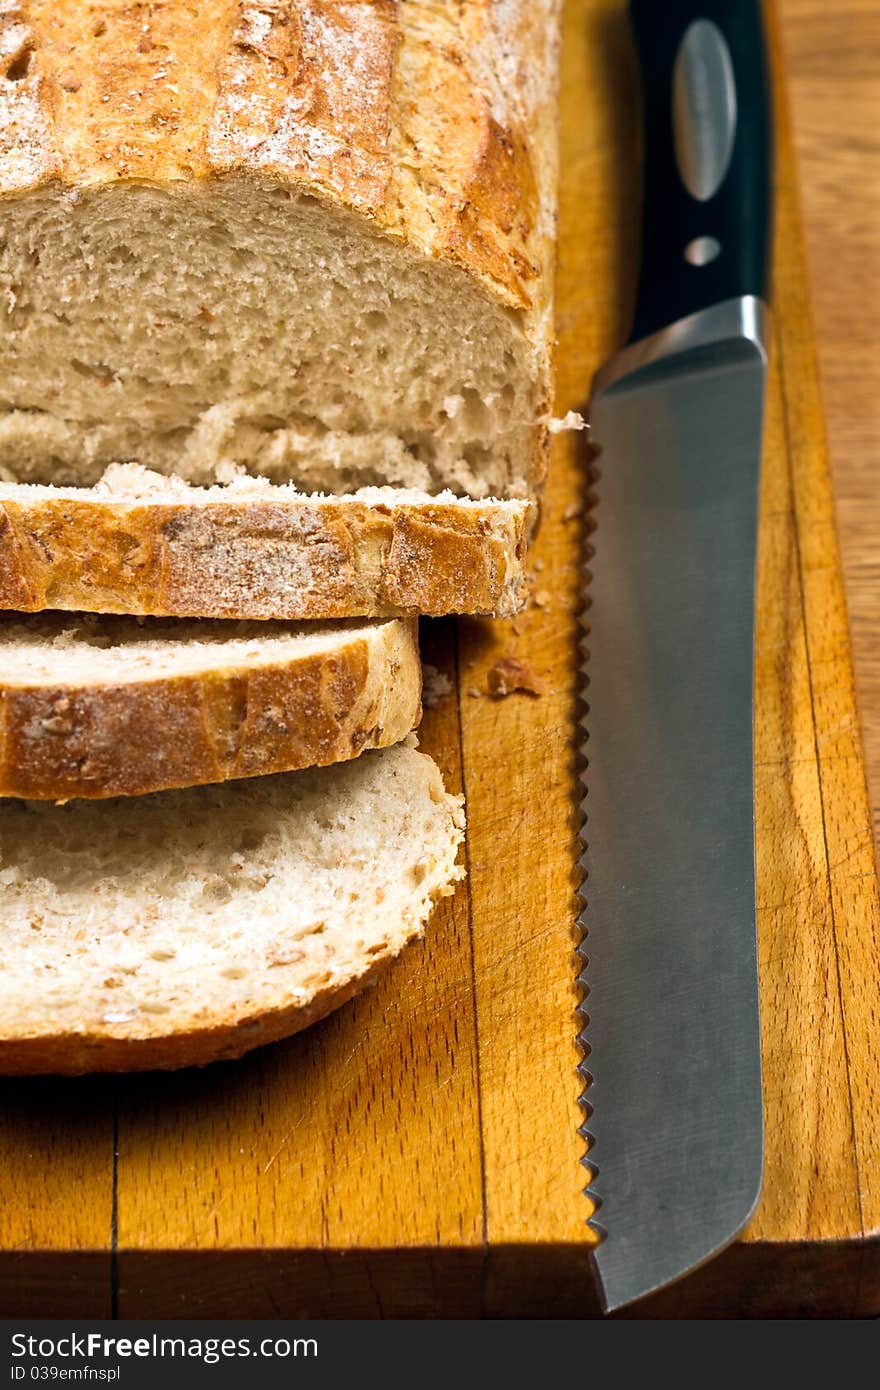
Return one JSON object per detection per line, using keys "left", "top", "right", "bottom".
{"left": 0, "top": 0, "right": 562, "bottom": 617}
{"left": 0, "top": 740, "right": 465, "bottom": 1073}
{"left": 0, "top": 611, "right": 421, "bottom": 799}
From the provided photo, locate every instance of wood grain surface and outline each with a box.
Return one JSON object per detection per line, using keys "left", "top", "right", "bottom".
{"left": 0, "top": 0, "right": 878, "bottom": 1318}
{"left": 779, "top": 2, "right": 880, "bottom": 844}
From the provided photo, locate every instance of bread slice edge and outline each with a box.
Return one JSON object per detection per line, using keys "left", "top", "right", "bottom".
{"left": 0, "top": 615, "right": 421, "bottom": 800}
{"left": 0, "top": 475, "right": 532, "bottom": 620}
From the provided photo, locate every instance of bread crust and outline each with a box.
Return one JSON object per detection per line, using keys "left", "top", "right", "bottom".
{"left": 0, "top": 616, "right": 421, "bottom": 799}
{"left": 0, "top": 489, "right": 530, "bottom": 618}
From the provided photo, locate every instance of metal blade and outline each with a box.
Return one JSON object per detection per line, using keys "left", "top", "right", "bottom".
{"left": 580, "top": 303, "right": 767, "bottom": 1313}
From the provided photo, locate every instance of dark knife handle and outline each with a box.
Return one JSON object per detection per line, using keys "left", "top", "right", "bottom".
{"left": 627, "top": 0, "right": 772, "bottom": 344}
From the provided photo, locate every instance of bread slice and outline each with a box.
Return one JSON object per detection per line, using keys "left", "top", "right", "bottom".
{"left": 0, "top": 1, "right": 558, "bottom": 618}
{"left": 0, "top": 741, "right": 464, "bottom": 1074}
{"left": 0, "top": 470, "right": 530, "bottom": 620}
{"left": 0, "top": 611, "right": 421, "bottom": 801}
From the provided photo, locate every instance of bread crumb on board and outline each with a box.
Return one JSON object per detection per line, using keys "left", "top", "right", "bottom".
{"left": 422, "top": 663, "right": 454, "bottom": 709}
{"left": 487, "top": 656, "right": 548, "bottom": 699}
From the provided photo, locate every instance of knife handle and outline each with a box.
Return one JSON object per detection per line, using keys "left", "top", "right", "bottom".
{"left": 627, "top": 0, "right": 771, "bottom": 344}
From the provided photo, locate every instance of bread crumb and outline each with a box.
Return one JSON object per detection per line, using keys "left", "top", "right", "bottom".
{"left": 533, "top": 589, "right": 551, "bottom": 609}
{"left": 549, "top": 410, "right": 587, "bottom": 434}
{"left": 421, "top": 663, "right": 453, "bottom": 709}
{"left": 562, "top": 502, "right": 583, "bottom": 522}
{"left": 487, "top": 656, "right": 547, "bottom": 699}
{"left": 467, "top": 686, "right": 482, "bottom": 698}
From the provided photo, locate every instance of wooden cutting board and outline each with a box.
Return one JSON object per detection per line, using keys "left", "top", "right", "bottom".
{"left": 1, "top": 0, "right": 878, "bottom": 1318}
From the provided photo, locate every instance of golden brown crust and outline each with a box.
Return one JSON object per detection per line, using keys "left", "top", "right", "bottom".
{"left": 0, "top": 938, "right": 399, "bottom": 1074}
{"left": 0, "top": 617, "right": 421, "bottom": 800}
{"left": 1, "top": 0, "right": 561, "bottom": 316}
{"left": 0, "top": 490, "right": 530, "bottom": 618}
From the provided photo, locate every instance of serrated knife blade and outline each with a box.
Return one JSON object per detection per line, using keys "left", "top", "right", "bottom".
{"left": 579, "top": 0, "right": 772, "bottom": 1313}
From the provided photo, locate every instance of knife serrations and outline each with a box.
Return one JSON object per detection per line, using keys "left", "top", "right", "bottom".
{"left": 575, "top": 513, "right": 605, "bottom": 1251}
{"left": 576, "top": 917, "right": 605, "bottom": 1250}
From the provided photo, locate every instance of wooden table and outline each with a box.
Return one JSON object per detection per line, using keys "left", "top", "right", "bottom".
{"left": 0, "top": 0, "right": 878, "bottom": 1318}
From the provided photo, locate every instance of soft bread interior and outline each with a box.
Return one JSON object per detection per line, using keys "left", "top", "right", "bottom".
{"left": 0, "top": 177, "right": 538, "bottom": 498}
{"left": 0, "top": 742, "right": 464, "bottom": 1069}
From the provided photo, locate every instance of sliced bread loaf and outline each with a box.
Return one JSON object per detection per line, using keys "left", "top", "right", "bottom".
{"left": 0, "top": 611, "right": 421, "bottom": 800}
{"left": 0, "top": 741, "right": 464, "bottom": 1074}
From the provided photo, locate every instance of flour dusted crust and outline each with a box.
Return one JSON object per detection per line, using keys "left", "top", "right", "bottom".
{"left": 0, "top": 614, "right": 421, "bottom": 799}
{"left": 0, "top": 481, "right": 531, "bottom": 618}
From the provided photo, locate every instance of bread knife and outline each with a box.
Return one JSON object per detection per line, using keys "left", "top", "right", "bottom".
{"left": 579, "top": 0, "right": 772, "bottom": 1312}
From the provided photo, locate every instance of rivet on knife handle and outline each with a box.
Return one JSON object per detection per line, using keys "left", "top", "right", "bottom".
{"left": 580, "top": 0, "right": 772, "bottom": 1314}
